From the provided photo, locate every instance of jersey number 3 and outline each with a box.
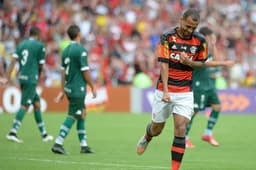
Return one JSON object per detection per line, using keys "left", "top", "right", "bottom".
{"left": 21, "top": 49, "right": 29, "bottom": 66}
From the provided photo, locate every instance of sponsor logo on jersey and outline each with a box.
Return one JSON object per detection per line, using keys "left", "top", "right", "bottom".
{"left": 18, "top": 75, "right": 28, "bottom": 80}
{"left": 64, "top": 87, "right": 72, "bottom": 93}
{"left": 171, "top": 44, "right": 177, "bottom": 50}
{"left": 170, "top": 53, "right": 193, "bottom": 61}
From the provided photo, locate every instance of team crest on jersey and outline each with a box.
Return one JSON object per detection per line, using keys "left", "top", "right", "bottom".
{"left": 190, "top": 46, "right": 197, "bottom": 54}
{"left": 171, "top": 36, "right": 176, "bottom": 42}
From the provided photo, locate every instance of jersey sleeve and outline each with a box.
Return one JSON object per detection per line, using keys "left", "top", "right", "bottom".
{"left": 60, "top": 51, "right": 65, "bottom": 70}
{"left": 80, "top": 49, "right": 89, "bottom": 71}
{"left": 157, "top": 34, "right": 169, "bottom": 63}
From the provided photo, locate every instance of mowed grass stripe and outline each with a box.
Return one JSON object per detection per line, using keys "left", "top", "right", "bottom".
{"left": 0, "top": 113, "right": 255, "bottom": 170}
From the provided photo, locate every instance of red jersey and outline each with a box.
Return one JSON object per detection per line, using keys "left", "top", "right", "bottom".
{"left": 157, "top": 28, "right": 208, "bottom": 92}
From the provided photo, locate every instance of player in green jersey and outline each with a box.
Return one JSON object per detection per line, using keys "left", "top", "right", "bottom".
{"left": 185, "top": 27, "right": 233, "bottom": 148}
{"left": 5, "top": 26, "right": 53, "bottom": 143}
{"left": 51, "top": 25, "right": 97, "bottom": 155}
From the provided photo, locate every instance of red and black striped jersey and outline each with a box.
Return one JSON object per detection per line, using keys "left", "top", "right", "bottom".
{"left": 157, "top": 27, "right": 208, "bottom": 92}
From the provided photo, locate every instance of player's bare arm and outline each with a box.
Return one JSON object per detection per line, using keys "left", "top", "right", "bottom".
{"left": 82, "top": 70, "right": 97, "bottom": 99}
{"left": 160, "top": 62, "right": 170, "bottom": 102}
{"left": 0, "top": 77, "right": 8, "bottom": 85}
{"left": 180, "top": 51, "right": 234, "bottom": 68}
{"left": 6, "top": 57, "right": 17, "bottom": 81}
{"left": 54, "top": 70, "right": 65, "bottom": 103}
{"left": 204, "top": 60, "right": 234, "bottom": 67}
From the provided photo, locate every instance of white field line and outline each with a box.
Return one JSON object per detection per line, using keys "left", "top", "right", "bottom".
{"left": 0, "top": 156, "right": 249, "bottom": 170}
{"left": 0, "top": 156, "right": 169, "bottom": 170}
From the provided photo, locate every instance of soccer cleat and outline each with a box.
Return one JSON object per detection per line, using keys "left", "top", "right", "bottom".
{"left": 136, "top": 135, "right": 150, "bottom": 155}
{"left": 202, "top": 135, "right": 220, "bottom": 146}
{"left": 6, "top": 133, "right": 23, "bottom": 143}
{"left": 51, "top": 143, "right": 67, "bottom": 155}
{"left": 42, "top": 134, "right": 54, "bottom": 142}
{"left": 80, "top": 146, "right": 94, "bottom": 154}
{"left": 186, "top": 138, "right": 195, "bottom": 148}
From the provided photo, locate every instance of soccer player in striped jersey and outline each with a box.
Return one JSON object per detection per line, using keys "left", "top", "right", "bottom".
{"left": 136, "top": 8, "right": 208, "bottom": 170}
{"left": 5, "top": 26, "right": 53, "bottom": 143}
{"left": 185, "top": 27, "right": 234, "bottom": 148}
{"left": 51, "top": 25, "right": 97, "bottom": 154}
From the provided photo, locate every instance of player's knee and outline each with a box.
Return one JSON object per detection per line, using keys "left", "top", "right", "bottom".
{"left": 174, "top": 124, "right": 187, "bottom": 136}
{"left": 33, "top": 102, "right": 41, "bottom": 110}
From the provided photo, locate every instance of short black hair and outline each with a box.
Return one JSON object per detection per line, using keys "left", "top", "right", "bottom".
{"left": 29, "top": 26, "right": 41, "bottom": 36}
{"left": 67, "top": 25, "right": 80, "bottom": 40}
{"left": 199, "top": 26, "right": 213, "bottom": 36}
{"left": 182, "top": 8, "right": 200, "bottom": 22}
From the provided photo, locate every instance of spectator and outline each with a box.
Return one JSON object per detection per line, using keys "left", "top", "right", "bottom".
{"left": 1, "top": 0, "right": 256, "bottom": 88}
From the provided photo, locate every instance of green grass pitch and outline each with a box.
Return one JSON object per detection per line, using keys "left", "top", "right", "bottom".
{"left": 0, "top": 112, "right": 255, "bottom": 170}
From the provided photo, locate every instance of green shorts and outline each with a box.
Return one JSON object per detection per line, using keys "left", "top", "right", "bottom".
{"left": 20, "top": 83, "right": 40, "bottom": 106}
{"left": 193, "top": 88, "right": 220, "bottom": 112}
{"left": 67, "top": 97, "right": 85, "bottom": 118}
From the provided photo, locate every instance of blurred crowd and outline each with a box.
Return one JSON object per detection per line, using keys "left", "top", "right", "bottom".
{"left": 0, "top": 0, "right": 256, "bottom": 88}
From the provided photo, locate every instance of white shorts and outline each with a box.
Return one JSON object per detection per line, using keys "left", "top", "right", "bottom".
{"left": 151, "top": 90, "right": 194, "bottom": 122}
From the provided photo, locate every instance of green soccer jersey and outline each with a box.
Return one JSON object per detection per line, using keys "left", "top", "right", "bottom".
{"left": 61, "top": 42, "right": 89, "bottom": 98}
{"left": 13, "top": 38, "right": 45, "bottom": 84}
{"left": 192, "top": 54, "right": 216, "bottom": 91}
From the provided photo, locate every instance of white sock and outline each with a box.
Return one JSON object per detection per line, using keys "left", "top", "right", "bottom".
{"left": 55, "top": 136, "right": 64, "bottom": 145}
{"left": 80, "top": 140, "right": 88, "bottom": 147}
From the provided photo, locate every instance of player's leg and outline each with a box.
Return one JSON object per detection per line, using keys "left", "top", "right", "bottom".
{"left": 33, "top": 94, "right": 53, "bottom": 142}
{"left": 51, "top": 97, "right": 76, "bottom": 154}
{"left": 171, "top": 92, "right": 193, "bottom": 170}
{"left": 137, "top": 90, "right": 170, "bottom": 155}
{"left": 185, "top": 112, "right": 196, "bottom": 148}
{"left": 6, "top": 84, "right": 30, "bottom": 143}
{"left": 51, "top": 115, "right": 75, "bottom": 154}
{"left": 186, "top": 91, "right": 206, "bottom": 148}
{"left": 137, "top": 121, "right": 165, "bottom": 155}
{"left": 202, "top": 90, "right": 221, "bottom": 146}
{"left": 171, "top": 114, "right": 190, "bottom": 170}
{"left": 6, "top": 105, "right": 27, "bottom": 143}
{"left": 75, "top": 100, "right": 94, "bottom": 154}
{"left": 77, "top": 117, "right": 94, "bottom": 154}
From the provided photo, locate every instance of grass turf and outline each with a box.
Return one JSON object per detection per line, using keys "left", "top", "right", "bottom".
{"left": 0, "top": 112, "right": 255, "bottom": 170}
